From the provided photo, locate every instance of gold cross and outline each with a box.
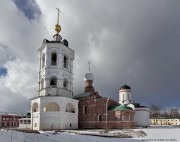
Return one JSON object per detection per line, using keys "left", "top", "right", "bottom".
{"left": 56, "top": 8, "right": 61, "bottom": 24}
{"left": 88, "top": 61, "right": 91, "bottom": 72}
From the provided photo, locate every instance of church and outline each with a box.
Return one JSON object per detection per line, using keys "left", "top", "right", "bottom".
{"left": 30, "top": 10, "right": 149, "bottom": 130}
{"left": 74, "top": 70, "right": 149, "bottom": 129}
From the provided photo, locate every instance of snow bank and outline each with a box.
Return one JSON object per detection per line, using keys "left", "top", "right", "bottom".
{"left": 0, "top": 126, "right": 180, "bottom": 142}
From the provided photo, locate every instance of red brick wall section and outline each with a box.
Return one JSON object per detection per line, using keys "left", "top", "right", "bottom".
{"left": 78, "top": 92, "right": 135, "bottom": 129}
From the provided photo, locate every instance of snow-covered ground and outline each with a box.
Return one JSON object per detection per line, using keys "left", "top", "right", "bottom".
{"left": 0, "top": 126, "right": 179, "bottom": 142}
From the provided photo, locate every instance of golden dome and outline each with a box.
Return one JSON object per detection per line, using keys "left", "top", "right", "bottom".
{"left": 55, "top": 24, "right": 61, "bottom": 33}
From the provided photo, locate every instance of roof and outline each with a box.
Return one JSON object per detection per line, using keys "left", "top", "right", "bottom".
{"left": 73, "top": 92, "right": 91, "bottom": 99}
{"left": 0, "top": 112, "right": 24, "bottom": 116}
{"left": 109, "top": 105, "right": 133, "bottom": 111}
{"left": 133, "top": 103, "right": 148, "bottom": 108}
{"left": 120, "top": 84, "right": 131, "bottom": 90}
{"left": 156, "top": 117, "right": 179, "bottom": 119}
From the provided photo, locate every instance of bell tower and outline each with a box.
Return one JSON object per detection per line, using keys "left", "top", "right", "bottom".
{"left": 38, "top": 8, "right": 74, "bottom": 98}
{"left": 31, "top": 9, "right": 78, "bottom": 131}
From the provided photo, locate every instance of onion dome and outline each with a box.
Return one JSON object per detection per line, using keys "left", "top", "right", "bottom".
{"left": 55, "top": 24, "right": 61, "bottom": 33}
{"left": 84, "top": 72, "right": 94, "bottom": 81}
{"left": 120, "top": 84, "right": 131, "bottom": 90}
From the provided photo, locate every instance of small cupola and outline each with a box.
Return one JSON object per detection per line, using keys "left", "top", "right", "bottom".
{"left": 120, "top": 84, "right": 131, "bottom": 90}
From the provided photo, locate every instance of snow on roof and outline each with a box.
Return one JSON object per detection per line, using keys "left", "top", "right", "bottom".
{"left": 0, "top": 112, "right": 24, "bottom": 116}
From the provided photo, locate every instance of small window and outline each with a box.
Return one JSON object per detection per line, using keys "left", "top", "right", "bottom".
{"left": 64, "top": 56, "right": 68, "bottom": 68}
{"left": 51, "top": 53, "right": 57, "bottom": 65}
{"left": 35, "top": 123, "right": 37, "bottom": 127}
{"left": 42, "top": 54, "right": 45, "bottom": 68}
{"left": 41, "top": 79, "right": 44, "bottom": 89}
{"left": 83, "top": 106, "right": 87, "bottom": 115}
{"left": 63, "top": 79, "right": 68, "bottom": 89}
{"left": 98, "top": 115, "right": 103, "bottom": 121}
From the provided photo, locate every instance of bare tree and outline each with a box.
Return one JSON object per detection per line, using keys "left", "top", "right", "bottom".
{"left": 161, "top": 112, "right": 169, "bottom": 117}
{"left": 150, "top": 104, "right": 160, "bottom": 124}
{"left": 170, "top": 108, "right": 180, "bottom": 118}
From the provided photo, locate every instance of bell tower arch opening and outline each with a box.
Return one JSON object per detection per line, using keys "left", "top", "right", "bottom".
{"left": 51, "top": 52, "right": 57, "bottom": 65}
{"left": 44, "top": 102, "right": 60, "bottom": 111}
{"left": 66, "top": 103, "right": 75, "bottom": 113}
{"left": 50, "top": 77, "right": 57, "bottom": 88}
{"left": 32, "top": 103, "right": 39, "bottom": 112}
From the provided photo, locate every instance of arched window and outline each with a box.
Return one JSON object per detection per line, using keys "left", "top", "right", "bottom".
{"left": 66, "top": 103, "right": 75, "bottom": 113}
{"left": 63, "top": 78, "right": 68, "bottom": 89}
{"left": 98, "top": 115, "right": 103, "bottom": 121}
{"left": 41, "top": 78, "right": 44, "bottom": 89}
{"left": 42, "top": 54, "right": 45, "bottom": 68}
{"left": 32, "top": 103, "right": 38, "bottom": 112}
{"left": 63, "top": 55, "right": 68, "bottom": 68}
{"left": 50, "top": 77, "right": 57, "bottom": 88}
{"left": 44, "top": 102, "right": 60, "bottom": 111}
{"left": 83, "top": 106, "right": 87, "bottom": 115}
{"left": 51, "top": 53, "right": 57, "bottom": 65}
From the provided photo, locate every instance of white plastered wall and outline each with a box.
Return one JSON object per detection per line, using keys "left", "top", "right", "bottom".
{"left": 31, "top": 96, "right": 78, "bottom": 130}
{"left": 134, "top": 108, "right": 150, "bottom": 127}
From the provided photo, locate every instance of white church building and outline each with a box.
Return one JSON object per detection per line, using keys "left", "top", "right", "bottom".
{"left": 29, "top": 9, "right": 150, "bottom": 131}
{"left": 31, "top": 9, "right": 78, "bottom": 130}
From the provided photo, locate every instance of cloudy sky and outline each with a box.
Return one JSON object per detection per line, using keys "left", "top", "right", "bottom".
{"left": 0, "top": 0, "right": 180, "bottom": 113}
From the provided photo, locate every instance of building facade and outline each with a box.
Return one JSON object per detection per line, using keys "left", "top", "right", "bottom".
{"left": 0, "top": 113, "right": 23, "bottom": 128}
{"left": 150, "top": 118, "right": 180, "bottom": 125}
{"left": 31, "top": 10, "right": 78, "bottom": 130}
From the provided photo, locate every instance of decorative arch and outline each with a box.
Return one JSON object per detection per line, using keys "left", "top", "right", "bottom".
{"left": 51, "top": 52, "right": 57, "bottom": 65}
{"left": 50, "top": 77, "right": 57, "bottom": 88}
{"left": 44, "top": 102, "right": 60, "bottom": 111}
{"left": 32, "top": 102, "right": 39, "bottom": 112}
{"left": 47, "top": 73, "right": 59, "bottom": 79}
{"left": 66, "top": 103, "right": 75, "bottom": 113}
{"left": 48, "top": 48, "right": 59, "bottom": 53}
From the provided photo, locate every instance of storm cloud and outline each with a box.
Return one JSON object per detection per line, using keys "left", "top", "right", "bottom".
{"left": 0, "top": 0, "right": 180, "bottom": 112}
